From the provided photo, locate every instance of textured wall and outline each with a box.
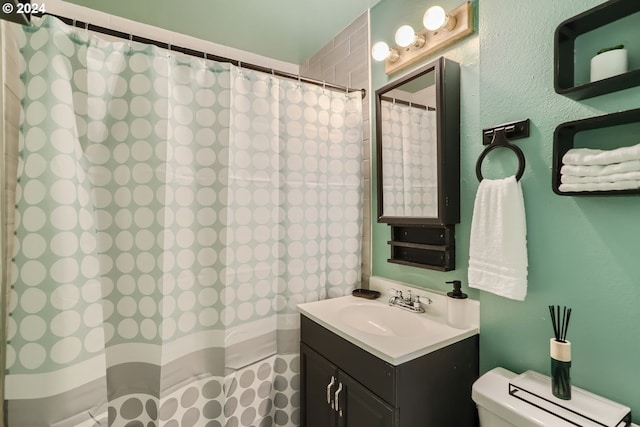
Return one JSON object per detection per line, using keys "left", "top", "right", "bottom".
{"left": 371, "top": 0, "right": 640, "bottom": 420}
{"left": 300, "top": 12, "right": 372, "bottom": 286}
{"left": 477, "top": 0, "right": 640, "bottom": 419}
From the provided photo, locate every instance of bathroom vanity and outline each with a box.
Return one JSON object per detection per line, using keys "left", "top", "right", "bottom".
{"left": 298, "top": 293, "right": 479, "bottom": 427}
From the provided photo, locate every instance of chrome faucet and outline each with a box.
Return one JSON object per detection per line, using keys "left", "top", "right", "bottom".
{"left": 388, "top": 289, "right": 431, "bottom": 313}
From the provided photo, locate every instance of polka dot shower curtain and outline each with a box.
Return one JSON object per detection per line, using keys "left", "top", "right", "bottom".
{"left": 6, "top": 16, "right": 363, "bottom": 427}
{"left": 380, "top": 100, "right": 437, "bottom": 217}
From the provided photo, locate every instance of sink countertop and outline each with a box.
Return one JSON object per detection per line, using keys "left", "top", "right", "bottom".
{"left": 298, "top": 288, "right": 479, "bottom": 366}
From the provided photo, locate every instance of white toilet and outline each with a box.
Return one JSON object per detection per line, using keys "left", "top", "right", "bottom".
{"left": 472, "top": 367, "right": 638, "bottom": 427}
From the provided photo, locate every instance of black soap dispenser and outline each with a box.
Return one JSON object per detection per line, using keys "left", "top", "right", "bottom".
{"left": 446, "top": 280, "right": 468, "bottom": 329}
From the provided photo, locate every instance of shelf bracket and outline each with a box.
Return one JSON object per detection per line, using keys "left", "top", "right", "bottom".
{"left": 482, "top": 119, "right": 530, "bottom": 145}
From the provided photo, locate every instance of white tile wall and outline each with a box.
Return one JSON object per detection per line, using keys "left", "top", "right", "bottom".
{"left": 2, "top": 22, "right": 20, "bottom": 287}
{"left": 1, "top": 19, "right": 22, "bottom": 427}
{"left": 299, "top": 11, "right": 372, "bottom": 287}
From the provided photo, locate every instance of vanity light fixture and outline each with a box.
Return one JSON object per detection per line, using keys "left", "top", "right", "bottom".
{"left": 372, "top": 1, "right": 473, "bottom": 75}
{"left": 423, "top": 5, "right": 456, "bottom": 31}
{"left": 371, "top": 41, "right": 400, "bottom": 63}
{"left": 395, "top": 25, "right": 426, "bottom": 48}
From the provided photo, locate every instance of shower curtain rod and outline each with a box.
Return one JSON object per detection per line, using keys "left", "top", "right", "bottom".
{"left": 37, "top": 13, "right": 367, "bottom": 98}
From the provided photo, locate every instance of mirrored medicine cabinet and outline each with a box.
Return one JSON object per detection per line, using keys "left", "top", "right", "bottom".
{"left": 375, "top": 56, "right": 461, "bottom": 270}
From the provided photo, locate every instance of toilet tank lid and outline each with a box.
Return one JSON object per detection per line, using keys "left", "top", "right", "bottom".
{"left": 472, "top": 367, "right": 517, "bottom": 404}
{"left": 473, "top": 368, "right": 637, "bottom": 427}
{"left": 473, "top": 368, "right": 581, "bottom": 427}
{"left": 510, "top": 370, "right": 632, "bottom": 427}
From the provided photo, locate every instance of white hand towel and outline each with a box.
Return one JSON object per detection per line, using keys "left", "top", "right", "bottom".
{"left": 561, "top": 170, "right": 640, "bottom": 184}
{"left": 558, "top": 180, "right": 640, "bottom": 192}
{"left": 562, "top": 142, "right": 640, "bottom": 166}
{"left": 560, "top": 159, "right": 640, "bottom": 177}
{"left": 468, "top": 176, "right": 528, "bottom": 301}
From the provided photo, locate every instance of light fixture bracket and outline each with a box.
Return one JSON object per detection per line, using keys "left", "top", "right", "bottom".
{"left": 384, "top": 1, "right": 473, "bottom": 75}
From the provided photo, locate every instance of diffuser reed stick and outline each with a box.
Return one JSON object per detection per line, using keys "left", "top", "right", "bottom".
{"left": 549, "top": 305, "right": 572, "bottom": 342}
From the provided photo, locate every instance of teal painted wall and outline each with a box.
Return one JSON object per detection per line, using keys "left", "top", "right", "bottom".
{"left": 371, "top": 0, "right": 640, "bottom": 420}
{"left": 370, "top": 0, "right": 481, "bottom": 298}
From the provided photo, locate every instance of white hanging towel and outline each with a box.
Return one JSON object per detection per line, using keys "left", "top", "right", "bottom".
{"left": 468, "top": 176, "right": 528, "bottom": 300}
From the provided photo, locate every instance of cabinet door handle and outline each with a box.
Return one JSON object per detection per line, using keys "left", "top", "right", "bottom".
{"left": 334, "top": 382, "right": 343, "bottom": 415}
{"left": 326, "top": 376, "right": 336, "bottom": 406}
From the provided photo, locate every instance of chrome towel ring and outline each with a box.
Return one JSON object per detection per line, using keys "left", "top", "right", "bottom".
{"left": 475, "top": 128, "right": 526, "bottom": 182}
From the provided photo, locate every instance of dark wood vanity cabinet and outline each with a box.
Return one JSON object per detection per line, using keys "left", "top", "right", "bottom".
{"left": 301, "top": 344, "right": 395, "bottom": 427}
{"left": 300, "top": 315, "right": 479, "bottom": 427}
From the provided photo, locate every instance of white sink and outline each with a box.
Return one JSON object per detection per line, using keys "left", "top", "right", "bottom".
{"left": 298, "top": 295, "right": 479, "bottom": 366}
{"left": 337, "top": 303, "right": 431, "bottom": 337}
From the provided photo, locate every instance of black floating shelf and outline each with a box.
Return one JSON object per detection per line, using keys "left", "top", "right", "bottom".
{"left": 556, "top": 69, "right": 640, "bottom": 101}
{"left": 387, "top": 224, "right": 455, "bottom": 271}
{"left": 552, "top": 108, "right": 640, "bottom": 196}
{"left": 387, "top": 258, "right": 452, "bottom": 272}
{"left": 554, "top": 0, "right": 640, "bottom": 100}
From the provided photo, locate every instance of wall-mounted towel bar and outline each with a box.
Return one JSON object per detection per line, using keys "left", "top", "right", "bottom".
{"left": 476, "top": 119, "right": 530, "bottom": 182}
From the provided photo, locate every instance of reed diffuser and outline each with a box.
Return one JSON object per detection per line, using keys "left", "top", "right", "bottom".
{"left": 549, "top": 305, "right": 572, "bottom": 400}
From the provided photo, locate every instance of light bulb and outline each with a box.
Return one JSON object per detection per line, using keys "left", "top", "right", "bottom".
{"left": 371, "top": 41, "right": 391, "bottom": 61}
{"left": 395, "top": 25, "right": 416, "bottom": 48}
{"left": 423, "top": 5, "right": 454, "bottom": 31}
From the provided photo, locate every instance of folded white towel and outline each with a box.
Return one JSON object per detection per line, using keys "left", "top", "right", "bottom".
{"left": 558, "top": 180, "right": 640, "bottom": 192}
{"left": 468, "top": 176, "right": 528, "bottom": 301}
{"left": 561, "top": 170, "right": 640, "bottom": 184}
{"left": 560, "top": 159, "right": 640, "bottom": 177}
{"left": 562, "top": 142, "right": 640, "bottom": 166}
